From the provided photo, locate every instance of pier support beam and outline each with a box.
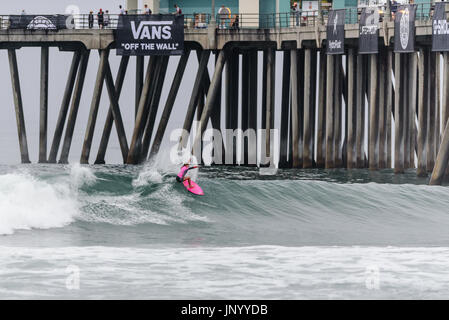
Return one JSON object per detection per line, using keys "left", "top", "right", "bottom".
{"left": 95, "top": 56, "right": 130, "bottom": 164}
{"left": 149, "top": 51, "right": 190, "bottom": 160}
{"left": 394, "top": 53, "right": 404, "bottom": 173}
{"left": 39, "top": 46, "right": 49, "bottom": 163}
{"left": 264, "top": 48, "right": 275, "bottom": 167}
{"left": 443, "top": 52, "right": 449, "bottom": 129}
{"left": 48, "top": 51, "right": 81, "bottom": 164}
{"left": 8, "top": 49, "right": 30, "bottom": 164}
{"left": 347, "top": 49, "right": 356, "bottom": 169}
{"left": 316, "top": 50, "right": 326, "bottom": 168}
{"left": 408, "top": 52, "right": 418, "bottom": 168}
{"left": 59, "top": 50, "right": 90, "bottom": 164}
{"left": 417, "top": 49, "right": 429, "bottom": 177}
{"left": 126, "top": 57, "right": 158, "bottom": 164}
{"left": 369, "top": 54, "right": 379, "bottom": 170}
{"left": 430, "top": 120, "right": 449, "bottom": 185}
{"left": 291, "top": 49, "right": 300, "bottom": 168}
{"left": 387, "top": 50, "right": 393, "bottom": 168}
{"left": 427, "top": 51, "right": 437, "bottom": 172}
{"left": 356, "top": 54, "right": 366, "bottom": 168}
{"left": 141, "top": 55, "right": 169, "bottom": 162}
{"left": 225, "top": 49, "right": 239, "bottom": 165}
{"left": 325, "top": 54, "right": 335, "bottom": 169}
{"left": 303, "top": 49, "right": 315, "bottom": 169}
{"left": 248, "top": 50, "right": 258, "bottom": 166}
{"left": 334, "top": 56, "right": 343, "bottom": 168}
{"left": 279, "top": 50, "right": 291, "bottom": 168}
{"left": 179, "top": 50, "right": 211, "bottom": 151}
{"left": 135, "top": 56, "right": 144, "bottom": 118}
{"left": 103, "top": 57, "right": 130, "bottom": 162}
{"left": 192, "top": 50, "right": 227, "bottom": 153}
{"left": 80, "top": 49, "right": 108, "bottom": 164}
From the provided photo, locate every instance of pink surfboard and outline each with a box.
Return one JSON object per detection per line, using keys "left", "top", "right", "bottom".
{"left": 183, "top": 180, "right": 204, "bottom": 196}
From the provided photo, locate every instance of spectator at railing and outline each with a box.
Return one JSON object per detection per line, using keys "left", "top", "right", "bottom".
{"left": 144, "top": 4, "right": 152, "bottom": 15}
{"left": 218, "top": 5, "right": 228, "bottom": 29}
{"left": 292, "top": 2, "right": 300, "bottom": 27}
{"left": 88, "top": 11, "right": 94, "bottom": 29}
{"left": 231, "top": 14, "right": 239, "bottom": 30}
{"left": 174, "top": 4, "right": 182, "bottom": 15}
{"left": 390, "top": 0, "right": 398, "bottom": 19}
{"left": 119, "top": 5, "right": 125, "bottom": 15}
{"left": 98, "top": 9, "right": 104, "bottom": 29}
{"left": 104, "top": 10, "right": 110, "bottom": 28}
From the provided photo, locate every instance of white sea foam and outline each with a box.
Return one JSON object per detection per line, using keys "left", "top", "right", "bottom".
{"left": 1, "top": 245, "right": 449, "bottom": 299}
{"left": 69, "top": 163, "right": 96, "bottom": 188}
{"left": 0, "top": 173, "right": 79, "bottom": 235}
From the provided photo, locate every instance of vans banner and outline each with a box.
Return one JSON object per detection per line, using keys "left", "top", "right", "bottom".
{"left": 432, "top": 2, "right": 449, "bottom": 52}
{"left": 359, "top": 7, "right": 379, "bottom": 54}
{"left": 8, "top": 15, "right": 71, "bottom": 30}
{"left": 394, "top": 5, "right": 416, "bottom": 53}
{"left": 326, "top": 9, "right": 345, "bottom": 55}
{"left": 116, "top": 14, "right": 184, "bottom": 56}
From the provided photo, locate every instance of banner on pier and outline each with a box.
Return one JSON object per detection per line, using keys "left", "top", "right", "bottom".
{"left": 359, "top": 8, "right": 379, "bottom": 54}
{"left": 394, "top": 5, "right": 416, "bottom": 53}
{"left": 8, "top": 15, "right": 71, "bottom": 30}
{"left": 432, "top": 2, "right": 449, "bottom": 52}
{"left": 326, "top": 10, "right": 345, "bottom": 55}
{"left": 116, "top": 14, "right": 184, "bottom": 56}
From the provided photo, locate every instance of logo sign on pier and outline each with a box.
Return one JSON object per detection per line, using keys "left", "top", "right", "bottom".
{"left": 432, "top": 2, "right": 449, "bottom": 52}
{"left": 116, "top": 14, "right": 184, "bottom": 56}
{"left": 326, "top": 10, "right": 345, "bottom": 55}
{"left": 9, "top": 15, "right": 70, "bottom": 30}
{"left": 359, "top": 7, "right": 379, "bottom": 54}
{"left": 394, "top": 5, "right": 416, "bottom": 53}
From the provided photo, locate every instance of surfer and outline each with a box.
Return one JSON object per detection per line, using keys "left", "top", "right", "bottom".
{"left": 176, "top": 164, "right": 198, "bottom": 188}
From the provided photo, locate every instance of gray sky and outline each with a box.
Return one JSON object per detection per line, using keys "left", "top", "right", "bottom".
{"left": 0, "top": 0, "right": 286, "bottom": 165}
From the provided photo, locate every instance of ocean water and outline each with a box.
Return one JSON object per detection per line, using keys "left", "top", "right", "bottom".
{"left": 1, "top": 161, "right": 449, "bottom": 299}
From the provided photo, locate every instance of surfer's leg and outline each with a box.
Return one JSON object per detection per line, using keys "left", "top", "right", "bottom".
{"left": 184, "top": 177, "right": 193, "bottom": 188}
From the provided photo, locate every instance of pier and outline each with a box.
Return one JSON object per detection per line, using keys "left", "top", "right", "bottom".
{"left": 2, "top": 4, "right": 449, "bottom": 184}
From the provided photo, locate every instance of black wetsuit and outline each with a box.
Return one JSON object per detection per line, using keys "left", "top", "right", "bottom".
{"left": 176, "top": 167, "right": 196, "bottom": 183}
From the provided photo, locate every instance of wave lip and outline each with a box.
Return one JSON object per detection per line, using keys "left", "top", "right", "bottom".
{"left": 0, "top": 173, "right": 78, "bottom": 235}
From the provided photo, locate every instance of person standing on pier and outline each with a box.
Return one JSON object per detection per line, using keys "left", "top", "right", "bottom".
{"left": 231, "top": 14, "right": 239, "bottom": 30}
{"left": 88, "top": 11, "right": 94, "bottom": 29}
{"left": 144, "top": 4, "right": 152, "bottom": 15}
{"left": 218, "top": 5, "right": 228, "bottom": 29}
{"left": 98, "top": 9, "right": 104, "bottom": 29}
{"left": 174, "top": 4, "right": 182, "bottom": 15}
{"left": 119, "top": 5, "right": 125, "bottom": 15}
{"left": 292, "top": 2, "right": 300, "bottom": 27}
{"left": 104, "top": 10, "right": 110, "bottom": 28}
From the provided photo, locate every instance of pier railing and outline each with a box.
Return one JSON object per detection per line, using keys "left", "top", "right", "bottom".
{"left": 0, "top": 3, "right": 438, "bottom": 31}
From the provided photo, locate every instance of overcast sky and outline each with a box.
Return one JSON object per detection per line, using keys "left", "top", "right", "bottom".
{"left": 0, "top": 0, "right": 285, "bottom": 165}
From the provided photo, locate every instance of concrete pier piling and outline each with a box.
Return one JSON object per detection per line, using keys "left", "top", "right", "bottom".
{"left": 149, "top": 51, "right": 190, "bottom": 160}
{"left": 39, "top": 46, "right": 49, "bottom": 163}
{"left": 325, "top": 54, "right": 335, "bottom": 169}
{"left": 279, "top": 50, "right": 291, "bottom": 168}
{"left": 355, "top": 54, "right": 365, "bottom": 169}
{"left": 8, "top": 49, "right": 30, "bottom": 164}
{"left": 316, "top": 50, "right": 327, "bottom": 168}
{"left": 80, "top": 49, "right": 109, "bottom": 164}
{"left": 369, "top": 54, "right": 378, "bottom": 171}
{"left": 291, "top": 49, "right": 300, "bottom": 168}
{"left": 95, "top": 56, "right": 130, "bottom": 164}
{"left": 347, "top": 49, "right": 356, "bottom": 169}
{"left": 394, "top": 53, "right": 404, "bottom": 174}
{"left": 48, "top": 51, "right": 81, "bottom": 164}
{"left": 59, "top": 50, "right": 90, "bottom": 164}
{"left": 378, "top": 49, "right": 387, "bottom": 169}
